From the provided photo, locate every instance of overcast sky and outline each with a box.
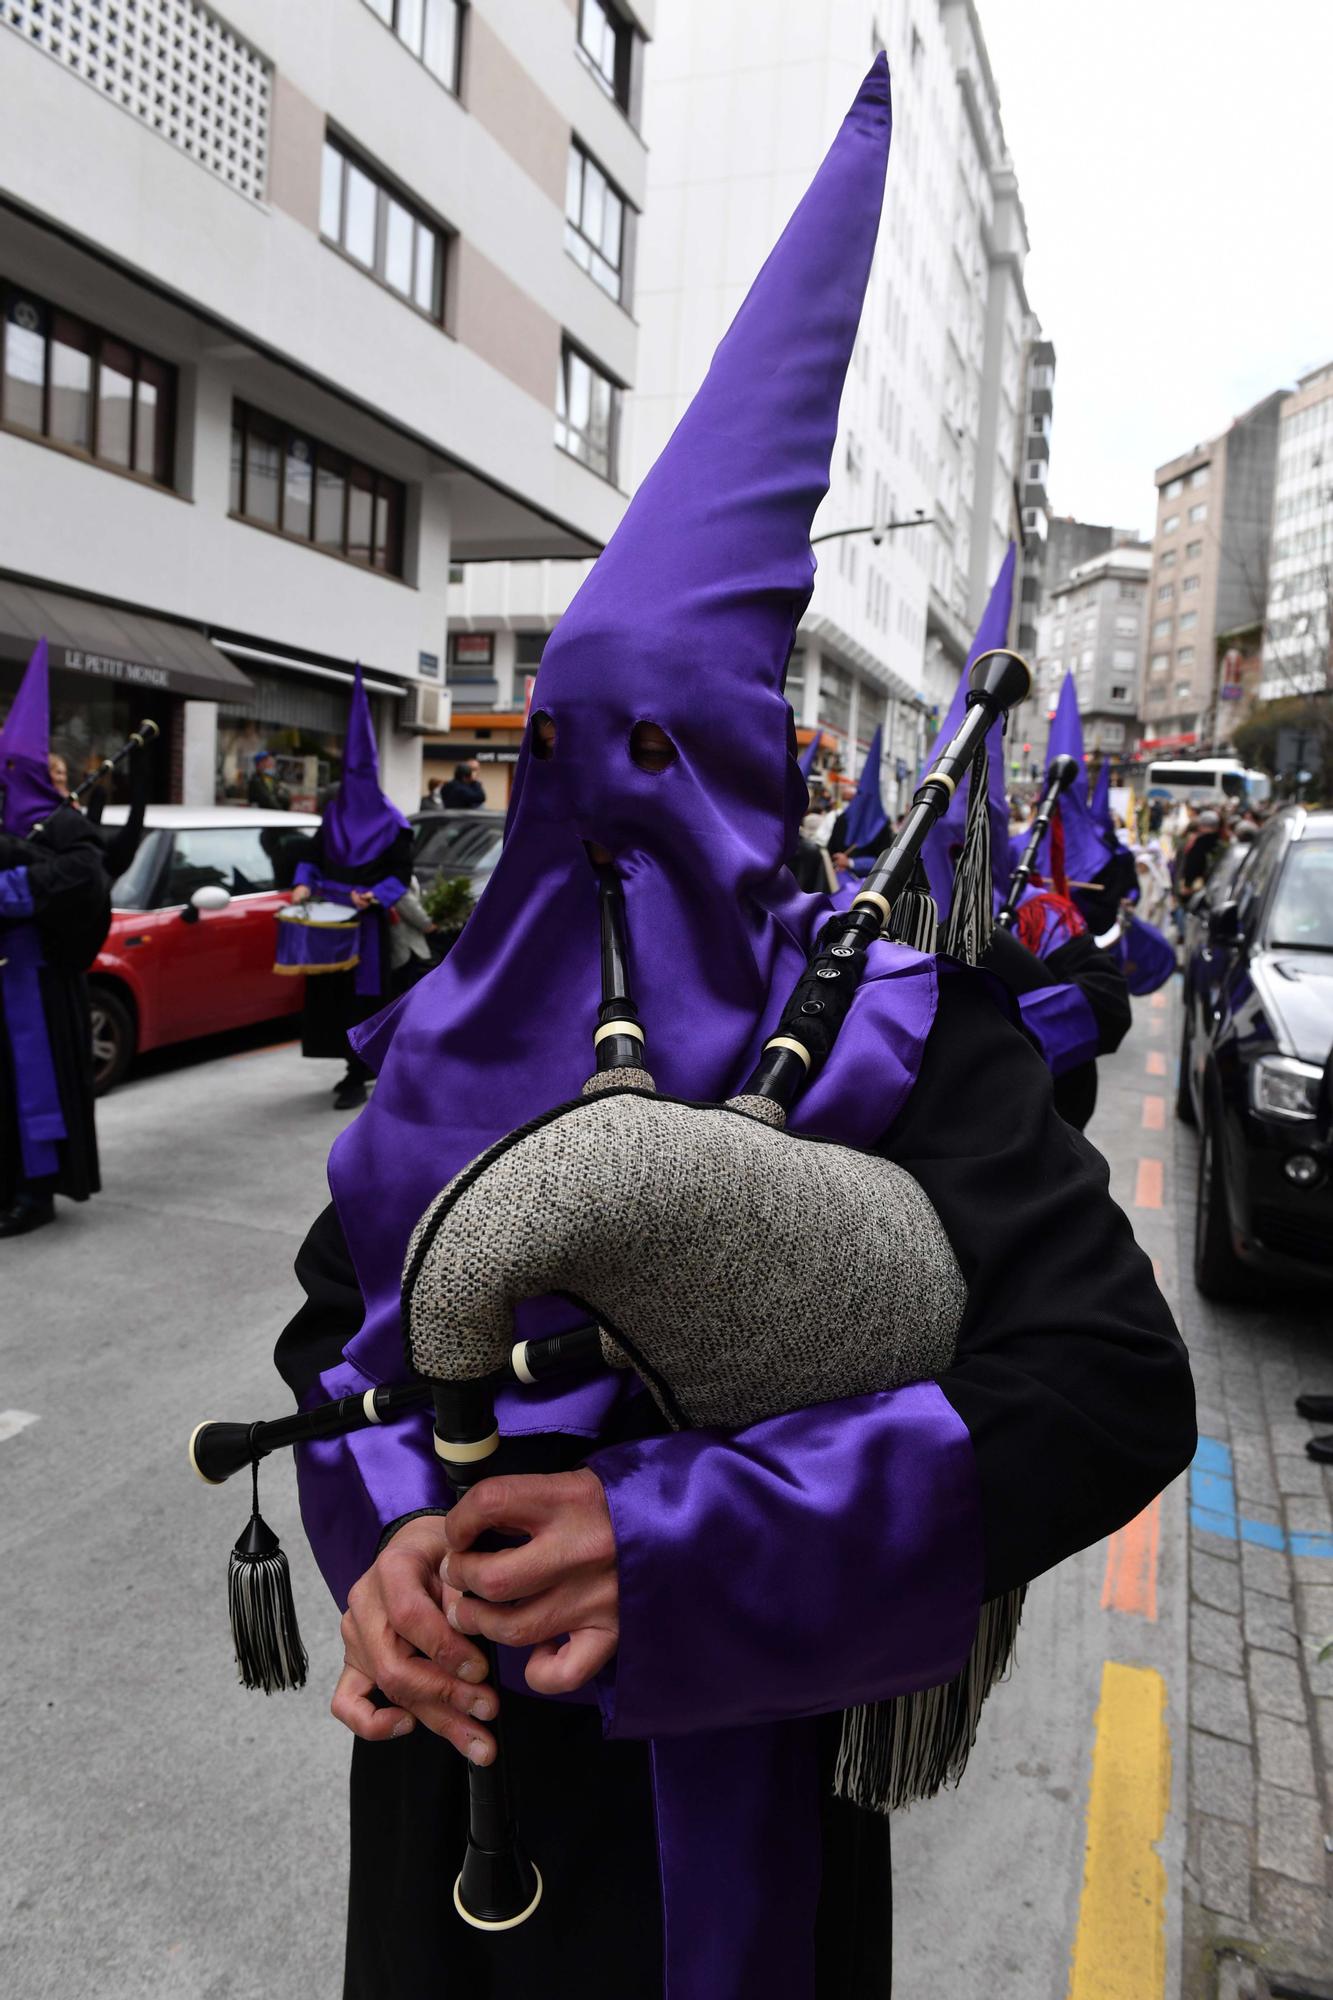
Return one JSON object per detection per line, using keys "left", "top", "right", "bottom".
{"left": 979, "top": 0, "right": 1333, "bottom": 538}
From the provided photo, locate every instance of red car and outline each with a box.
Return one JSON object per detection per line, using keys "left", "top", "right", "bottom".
{"left": 91, "top": 805, "right": 320, "bottom": 1092}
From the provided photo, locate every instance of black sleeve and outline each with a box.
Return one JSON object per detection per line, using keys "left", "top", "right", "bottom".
{"left": 979, "top": 924, "right": 1056, "bottom": 996}
{"left": 829, "top": 812, "right": 849, "bottom": 852}
{"left": 882, "top": 964, "right": 1195, "bottom": 1599}
{"left": 100, "top": 739, "right": 150, "bottom": 880}
{"left": 23, "top": 812, "right": 113, "bottom": 969}
{"left": 274, "top": 1201, "right": 366, "bottom": 1404}
{"left": 1046, "top": 931, "right": 1133, "bottom": 1056}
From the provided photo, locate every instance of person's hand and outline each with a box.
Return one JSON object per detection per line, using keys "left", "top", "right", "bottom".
{"left": 332, "top": 1516, "right": 499, "bottom": 1762}
{"left": 831, "top": 851, "right": 851, "bottom": 870}
{"left": 443, "top": 1469, "right": 619, "bottom": 1697}
{"left": 350, "top": 889, "right": 375, "bottom": 910}
{"left": 290, "top": 884, "right": 312, "bottom": 904}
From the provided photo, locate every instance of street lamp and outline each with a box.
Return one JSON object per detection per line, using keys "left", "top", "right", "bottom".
{"left": 810, "top": 510, "right": 933, "bottom": 546}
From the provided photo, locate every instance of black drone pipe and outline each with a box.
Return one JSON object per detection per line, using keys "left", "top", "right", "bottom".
{"left": 69, "top": 718, "right": 160, "bottom": 804}
{"left": 739, "top": 648, "right": 1033, "bottom": 1111}
{"left": 993, "top": 753, "right": 1079, "bottom": 933}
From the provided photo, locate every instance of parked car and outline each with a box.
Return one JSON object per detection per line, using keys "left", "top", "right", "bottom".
{"left": 410, "top": 808, "right": 506, "bottom": 899}
{"left": 1178, "top": 806, "right": 1333, "bottom": 1295}
{"left": 90, "top": 806, "right": 319, "bottom": 1092}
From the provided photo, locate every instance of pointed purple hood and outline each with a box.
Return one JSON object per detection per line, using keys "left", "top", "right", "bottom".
{"left": 798, "top": 729, "right": 823, "bottom": 781}
{"left": 1, "top": 640, "right": 64, "bottom": 836}
{"left": 320, "top": 666, "right": 411, "bottom": 871}
{"left": 1090, "top": 756, "right": 1115, "bottom": 843}
{"left": 323, "top": 58, "right": 934, "bottom": 1394}
{"left": 919, "top": 545, "right": 1016, "bottom": 912}
{"left": 839, "top": 726, "right": 887, "bottom": 850}
{"left": 1035, "top": 671, "right": 1115, "bottom": 886}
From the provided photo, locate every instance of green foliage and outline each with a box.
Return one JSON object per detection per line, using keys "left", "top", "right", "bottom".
{"left": 1231, "top": 690, "right": 1333, "bottom": 796}
{"left": 421, "top": 874, "right": 476, "bottom": 932}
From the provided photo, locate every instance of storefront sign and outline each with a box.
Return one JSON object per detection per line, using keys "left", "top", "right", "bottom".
{"left": 418, "top": 651, "right": 440, "bottom": 681}
{"left": 62, "top": 648, "right": 171, "bottom": 690}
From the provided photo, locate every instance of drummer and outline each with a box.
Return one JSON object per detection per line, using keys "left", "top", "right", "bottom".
{"left": 289, "top": 669, "right": 413, "bottom": 1110}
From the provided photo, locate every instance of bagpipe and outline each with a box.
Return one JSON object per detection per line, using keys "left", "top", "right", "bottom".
{"left": 994, "top": 753, "right": 1079, "bottom": 932}
{"left": 67, "top": 719, "right": 160, "bottom": 806}
{"left": 189, "top": 647, "right": 1032, "bottom": 1930}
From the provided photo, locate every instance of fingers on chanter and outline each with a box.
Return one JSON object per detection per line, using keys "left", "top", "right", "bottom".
{"left": 525, "top": 1626, "right": 616, "bottom": 1697}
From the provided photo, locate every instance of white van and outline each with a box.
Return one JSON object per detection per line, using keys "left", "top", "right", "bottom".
{"left": 1144, "top": 759, "right": 1270, "bottom": 809}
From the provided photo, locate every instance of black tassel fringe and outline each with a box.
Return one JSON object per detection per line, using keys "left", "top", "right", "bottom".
{"left": 228, "top": 1462, "right": 308, "bottom": 1694}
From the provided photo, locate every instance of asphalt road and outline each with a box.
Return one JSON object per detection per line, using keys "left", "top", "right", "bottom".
{"left": 0, "top": 1002, "right": 1198, "bottom": 1999}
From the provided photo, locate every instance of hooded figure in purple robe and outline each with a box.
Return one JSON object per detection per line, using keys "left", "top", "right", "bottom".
{"left": 831, "top": 725, "right": 889, "bottom": 874}
{"left": 913, "top": 554, "right": 1114, "bottom": 1124}
{"left": 270, "top": 57, "right": 1192, "bottom": 2000}
{"left": 290, "top": 666, "right": 413, "bottom": 1109}
{"left": 0, "top": 641, "right": 110, "bottom": 1231}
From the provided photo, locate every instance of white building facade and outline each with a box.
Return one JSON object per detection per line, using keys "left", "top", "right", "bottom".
{"left": 1034, "top": 543, "right": 1151, "bottom": 760}
{"left": 449, "top": 0, "right": 1037, "bottom": 818}
{"left": 1262, "top": 361, "right": 1333, "bottom": 704}
{"left": 0, "top": 0, "right": 652, "bottom": 810}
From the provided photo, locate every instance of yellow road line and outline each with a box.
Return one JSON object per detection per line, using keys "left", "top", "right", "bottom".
{"left": 1067, "top": 1662, "right": 1170, "bottom": 2000}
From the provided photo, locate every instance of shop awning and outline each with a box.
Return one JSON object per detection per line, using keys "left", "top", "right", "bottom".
{"left": 0, "top": 580, "right": 254, "bottom": 701}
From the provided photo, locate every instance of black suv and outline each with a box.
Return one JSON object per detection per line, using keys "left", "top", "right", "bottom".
{"left": 1178, "top": 807, "right": 1333, "bottom": 1295}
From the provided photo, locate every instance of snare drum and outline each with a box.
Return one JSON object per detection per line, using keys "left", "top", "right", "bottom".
{"left": 274, "top": 899, "right": 362, "bottom": 975}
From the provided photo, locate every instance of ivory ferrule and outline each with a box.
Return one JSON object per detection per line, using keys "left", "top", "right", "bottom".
{"left": 593, "top": 1019, "right": 644, "bottom": 1047}
{"left": 434, "top": 1429, "right": 500, "bottom": 1465}
{"left": 763, "top": 1035, "right": 812, "bottom": 1069}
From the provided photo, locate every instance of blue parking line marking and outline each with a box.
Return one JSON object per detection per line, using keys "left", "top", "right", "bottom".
{"left": 1189, "top": 1436, "right": 1333, "bottom": 1559}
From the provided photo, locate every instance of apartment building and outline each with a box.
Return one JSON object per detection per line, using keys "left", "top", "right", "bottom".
{"left": 447, "top": 0, "right": 1037, "bottom": 818}
{"left": 1261, "top": 360, "right": 1333, "bottom": 704}
{"left": 1138, "top": 391, "right": 1282, "bottom": 757}
{"left": 1035, "top": 542, "right": 1150, "bottom": 760}
{"left": 0, "top": 0, "right": 651, "bottom": 808}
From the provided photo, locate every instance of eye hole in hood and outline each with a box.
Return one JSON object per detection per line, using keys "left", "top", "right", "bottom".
{"left": 630, "top": 721, "right": 677, "bottom": 775}
{"left": 531, "top": 711, "right": 557, "bottom": 760}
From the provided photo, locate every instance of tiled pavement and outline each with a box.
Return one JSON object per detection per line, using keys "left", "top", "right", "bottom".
{"left": 1117, "top": 983, "right": 1333, "bottom": 1996}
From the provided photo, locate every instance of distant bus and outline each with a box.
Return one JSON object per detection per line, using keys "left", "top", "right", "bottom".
{"left": 1144, "top": 759, "right": 1270, "bottom": 808}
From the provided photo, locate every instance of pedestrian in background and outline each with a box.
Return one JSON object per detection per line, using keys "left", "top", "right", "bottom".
{"left": 419, "top": 777, "right": 442, "bottom": 812}
{"left": 438, "top": 759, "right": 485, "bottom": 809}
{"left": 0, "top": 642, "right": 110, "bottom": 1236}
{"left": 247, "top": 750, "right": 290, "bottom": 812}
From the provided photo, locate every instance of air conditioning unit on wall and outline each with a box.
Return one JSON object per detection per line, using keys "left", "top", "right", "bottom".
{"left": 402, "top": 684, "right": 453, "bottom": 734}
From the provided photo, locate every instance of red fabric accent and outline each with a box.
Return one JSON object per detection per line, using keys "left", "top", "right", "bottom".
{"left": 1048, "top": 806, "right": 1069, "bottom": 898}
{"left": 1016, "top": 889, "right": 1087, "bottom": 957}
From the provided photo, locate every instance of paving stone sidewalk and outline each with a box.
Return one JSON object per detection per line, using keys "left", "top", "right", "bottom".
{"left": 1160, "top": 994, "right": 1333, "bottom": 1995}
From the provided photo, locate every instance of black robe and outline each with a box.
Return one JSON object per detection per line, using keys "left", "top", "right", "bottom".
{"left": 0, "top": 807, "right": 111, "bottom": 1203}
{"left": 275, "top": 966, "right": 1193, "bottom": 1999}
{"left": 298, "top": 826, "right": 414, "bottom": 1063}
{"left": 981, "top": 925, "right": 1131, "bottom": 1130}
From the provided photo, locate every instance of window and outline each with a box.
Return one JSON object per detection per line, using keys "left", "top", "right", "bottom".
{"left": 1186, "top": 538, "right": 1203, "bottom": 559}
{"left": 565, "top": 142, "right": 629, "bottom": 302}
{"left": 1110, "top": 684, "right": 1130, "bottom": 702}
{"left": 1163, "top": 477, "right": 1184, "bottom": 499}
{"left": 1150, "top": 654, "right": 1169, "bottom": 674}
{"left": 1175, "top": 680, "right": 1192, "bottom": 698}
{"left": 1179, "top": 610, "right": 1198, "bottom": 630}
{"left": 556, "top": 340, "right": 619, "bottom": 481}
{"left": 159, "top": 827, "right": 279, "bottom": 906}
{"left": 1189, "top": 502, "right": 1208, "bottom": 523}
{"left": 1100, "top": 722, "right": 1125, "bottom": 747}
{"left": 1189, "top": 466, "right": 1208, "bottom": 487}
{"left": 2, "top": 284, "right": 175, "bottom": 484}
{"left": 230, "top": 403, "right": 405, "bottom": 574}
{"left": 1112, "top": 648, "right": 1137, "bottom": 669}
{"left": 1163, "top": 513, "right": 1180, "bottom": 533}
{"left": 1157, "top": 582, "right": 1175, "bottom": 601}
{"left": 1182, "top": 574, "right": 1200, "bottom": 594}
{"left": 1177, "top": 646, "right": 1195, "bottom": 665}
{"left": 360, "top": 0, "right": 463, "bottom": 91}
{"left": 1152, "top": 618, "right": 1172, "bottom": 638}
{"left": 1117, "top": 584, "right": 1139, "bottom": 601}
{"left": 1159, "top": 549, "right": 1176, "bottom": 567}
{"left": 1115, "top": 615, "right": 1138, "bottom": 636}
{"left": 578, "top": 0, "right": 633, "bottom": 112}
{"left": 320, "top": 139, "right": 447, "bottom": 321}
